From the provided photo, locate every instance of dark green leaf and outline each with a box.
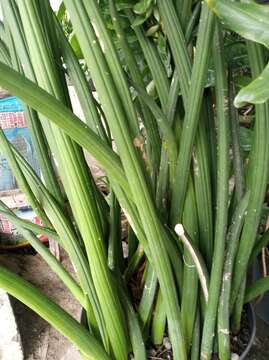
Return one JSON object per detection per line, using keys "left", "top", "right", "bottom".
{"left": 239, "top": 127, "right": 253, "bottom": 152}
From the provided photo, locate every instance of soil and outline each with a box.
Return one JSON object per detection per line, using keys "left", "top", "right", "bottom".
{"left": 231, "top": 309, "right": 252, "bottom": 356}
{"left": 1, "top": 251, "right": 269, "bottom": 360}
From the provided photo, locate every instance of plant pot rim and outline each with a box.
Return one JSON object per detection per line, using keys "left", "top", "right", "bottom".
{"left": 238, "top": 302, "right": 256, "bottom": 360}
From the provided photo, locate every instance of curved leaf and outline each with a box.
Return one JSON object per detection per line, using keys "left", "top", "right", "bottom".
{"left": 0, "top": 61, "right": 130, "bottom": 194}
{"left": 207, "top": 0, "right": 269, "bottom": 49}
{"left": 245, "top": 276, "right": 269, "bottom": 304}
{"left": 234, "top": 62, "right": 269, "bottom": 107}
{"left": 206, "top": 0, "right": 269, "bottom": 107}
{"left": 0, "top": 265, "right": 110, "bottom": 360}
{"left": 133, "top": 0, "right": 153, "bottom": 15}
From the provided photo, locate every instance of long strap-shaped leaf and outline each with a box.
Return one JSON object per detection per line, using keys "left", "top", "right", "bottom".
{"left": 157, "top": 0, "right": 191, "bottom": 102}
{"left": 168, "top": 3, "right": 215, "bottom": 223}
{"left": 133, "top": 83, "right": 177, "bottom": 169}
{"left": 206, "top": 0, "right": 269, "bottom": 106}
{"left": 0, "top": 200, "right": 58, "bottom": 241}
{"left": 0, "top": 38, "right": 11, "bottom": 65}
{"left": 15, "top": 226, "right": 85, "bottom": 307}
{"left": 249, "top": 230, "right": 269, "bottom": 265}
{"left": 110, "top": 2, "right": 161, "bottom": 175}
{"left": 55, "top": 17, "right": 109, "bottom": 142}
{"left": 231, "top": 43, "right": 269, "bottom": 310}
{"left": 158, "top": 2, "right": 215, "bottom": 265}
{"left": 144, "top": 3, "right": 214, "bottom": 274}
{"left": 16, "top": 1, "right": 129, "bottom": 357}
{"left": 193, "top": 107, "right": 214, "bottom": 267}
{"left": 10, "top": 144, "right": 106, "bottom": 345}
{"left": 81, "top": 0, "right": 141, "bottom": 138}
{"left": 0, "top": 266, "right": 110, "bottom": 360}
{"left": 0, "top": 20, "right": 7, "bottom": 44}
{"left": 201, "top": 22, "right": 230, "bottom": 360}
{"left": 3, "top": 0, "right": 63, "bottom": 202}
{"left": 126, "top": 9, "right": 170, "bottom": 110}
{"left": 217, "top": 192, "right": 250, "bottom": 360}
{"left": 64, "top": 1, "right": 187, "bottom": 358}
{"left": 244, "top": 276, "right": 269, "bottom": 304}
{"left": 0, "top": 128, "right": 50, "bottom": 227}
{"left": 0, "top": 61, "right": 129, "bottom": 193}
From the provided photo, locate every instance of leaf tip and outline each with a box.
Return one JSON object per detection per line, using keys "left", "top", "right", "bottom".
{"left": 175, "top": 224, "right": 185, "bottom": 236}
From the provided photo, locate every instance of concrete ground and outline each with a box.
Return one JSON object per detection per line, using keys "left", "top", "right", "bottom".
{"left": 0, "top": 289, "right": 23, "bottom": 360}
{"left": 0, "top": 252, "right": 81, "bottom": 360}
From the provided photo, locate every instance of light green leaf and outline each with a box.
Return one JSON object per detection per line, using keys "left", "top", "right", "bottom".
{"left": 132, "top": 14, "right": 148, "bottom": 27}
{"left": 234, "top": 62, "right": 269, "bottom": 107}
{"left": 0, "top": 266, "right": 110, "bottom": 360}
{"left": 0, "top": 61, "right": 130, "bottom": 194}
{"left": 56, "top": 2, "right": 66, "bottom": 21}
{"left": 145, "top": 24, "right": 159, "bottom": 37}
{"left": 207, "top": 0, "right": 269, "bottom": 106}
{"left": 131, "top": 7, "right": 152, "bottom": 28}
{"left": 207, "top": 0, "right": 269, "bottom": 49}
{"left": 133, "top": 0, "right": 153, "bottom": 15}
{"left": 70, "top": 32, "right": 84, "bottom": 59}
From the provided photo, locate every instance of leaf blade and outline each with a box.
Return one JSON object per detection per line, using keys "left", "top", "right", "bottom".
{"left": 234, "top": 62, "right": 269, "bottom": 107}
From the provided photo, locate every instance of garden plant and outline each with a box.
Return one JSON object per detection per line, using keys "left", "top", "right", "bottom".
{"left": 0, "top": 0, "right": 269, "bottom": 359}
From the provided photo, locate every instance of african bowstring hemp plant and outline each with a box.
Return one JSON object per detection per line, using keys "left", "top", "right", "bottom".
{"left": 0, "top": 0, "right": 269, "bottom": 359}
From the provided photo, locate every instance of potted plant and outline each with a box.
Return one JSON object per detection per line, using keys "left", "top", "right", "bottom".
{"left": 0, "top": 0, "right": 269, "bottom": 359}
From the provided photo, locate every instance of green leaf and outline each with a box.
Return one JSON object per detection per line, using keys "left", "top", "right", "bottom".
{"left": 57, "top": 2, "right": 66, "bottom": 21}
{"left": 0, "top": 61, "right": 129, "bottom": 195}
{"left": 206, "top": 0, "right": 269, "bottom": 106}
{"left": 131, "top": 8, "right": 152, "bottom": 28}
{"left": 234, "top": 62, "right": 269, "bottom": 107}
{"left": 70, "top": 32, "right": 84, "bottom": 59}
{"left": 239, "top": 127, "right": 253, "bottom": 152}
{"left": 207, "top": 0, "right": 269, "bottom": 49}
{"left": 145, "top": 24, "right": 159, "bottom": 37}
{"left": 0, "top": 266, "right": 110, "bottom": 360}
{"left": 133, "top": 0, "right": 153, "bottom": 15}
{"left": 245, "top": 276, "right": 269, "bottom": 304}
{"left": 132, "top": 14, "right": 147, "bottom": 27}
